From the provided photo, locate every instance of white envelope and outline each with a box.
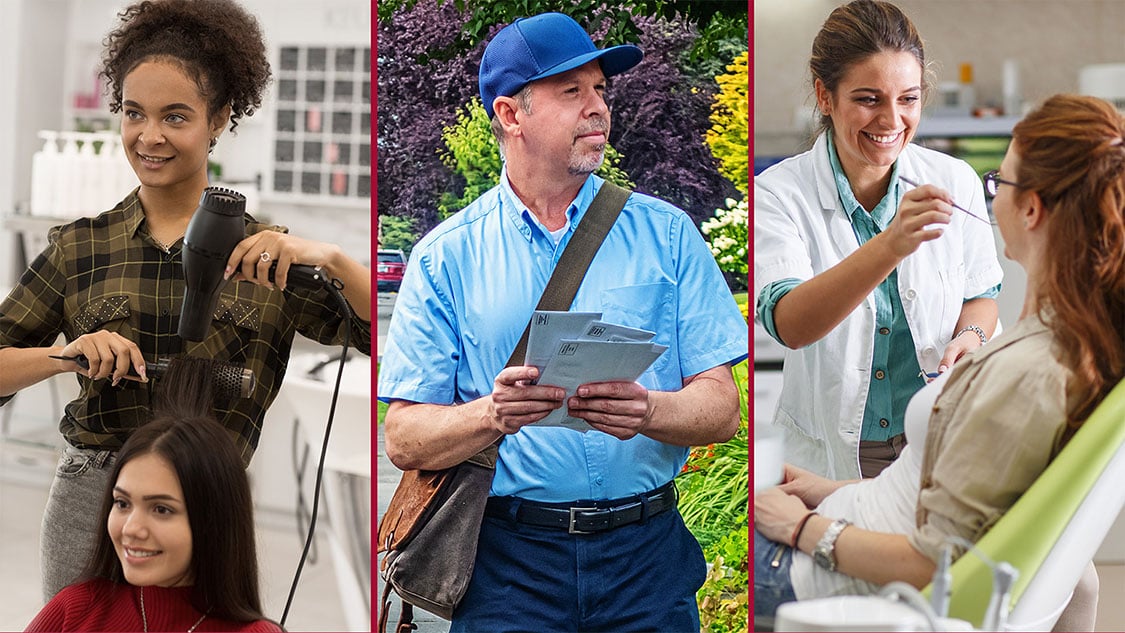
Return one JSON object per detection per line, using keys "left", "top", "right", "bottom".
{"left": 533, "top": 339, "right": 667, "bottom": 432}
{"left": 524, "top": 310, "right": 601, "bottom": 372}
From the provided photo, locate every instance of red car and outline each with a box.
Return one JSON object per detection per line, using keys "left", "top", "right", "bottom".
{"left": 377, "top": 249, "right": 407, "bottom": 292}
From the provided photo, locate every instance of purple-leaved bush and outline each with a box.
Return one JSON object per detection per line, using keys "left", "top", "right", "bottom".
{"left": 607, "top": 13, "right": 737, "bottom": 228}
{"left": 378, "top": 1, "right": 737, "bottom": 237}
{"left": 377, "top": 0, "right": 481, "bottom": 233}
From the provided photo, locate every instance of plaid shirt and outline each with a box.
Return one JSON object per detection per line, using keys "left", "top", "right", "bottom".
{"left": 0, "top": 190, "right": 371, "bottom": 462}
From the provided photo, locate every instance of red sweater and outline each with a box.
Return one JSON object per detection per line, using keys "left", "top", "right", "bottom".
{"left": 26, "top": 579, "right": 282, "bottom": 632}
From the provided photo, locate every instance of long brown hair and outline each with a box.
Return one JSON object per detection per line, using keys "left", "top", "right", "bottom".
{"left": 82, "top": 358, "right": 270, "bottom": 624}
{"left": 809, "top": 0, "right": 930, "bottom": 135}
{"left": 1011, "top": 94, "right": 1125, "bottom": 435}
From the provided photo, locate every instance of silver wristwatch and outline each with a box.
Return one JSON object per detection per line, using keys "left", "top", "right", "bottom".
{"left": 812, "top": 518, "right": 851, "bottom": 572}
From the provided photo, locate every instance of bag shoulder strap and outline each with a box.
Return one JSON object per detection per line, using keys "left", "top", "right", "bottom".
{"left": 465, "top": 181, "right": 630, "bottom": 469}
{"left": 505, "top": 180, "right": 631, "bottom": 368}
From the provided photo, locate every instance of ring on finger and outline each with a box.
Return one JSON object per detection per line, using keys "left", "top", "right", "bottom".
{"left": 259, "top": 252, "right": 272, "bottom": 263}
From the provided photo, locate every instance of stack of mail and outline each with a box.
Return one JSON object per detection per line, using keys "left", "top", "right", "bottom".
{"left": 525, "top": 310, "right": 667, "bottom": 432}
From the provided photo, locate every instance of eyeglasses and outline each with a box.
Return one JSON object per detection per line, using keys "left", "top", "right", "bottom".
{"left": 983, "top": 170, "right": 1022, "bottom": 198}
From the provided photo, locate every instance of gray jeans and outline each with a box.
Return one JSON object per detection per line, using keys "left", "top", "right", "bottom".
{"left": 39, "top": 445, "right": 116, "bottom": 602}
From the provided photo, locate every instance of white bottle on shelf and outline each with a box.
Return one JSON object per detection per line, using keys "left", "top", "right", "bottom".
{"left": 958, "top": 63, "right": 977, "bottom": 115}
{"left": 1003, "top": 59, "right": 1022, "bottom": 117}
{"left": 30, "top": 131, "right": 60, "bottom": 216}
{"left": 93, "top": 132, "right": 132, "bottom": 210}
{"left": 118, "top": 142, "right": 139, "bottom": 201}
{"left": 57, "top": 132, "right": 81, "bottom": 218}
{"left": 75, "top": 134, "right": 99, "bottom": 218}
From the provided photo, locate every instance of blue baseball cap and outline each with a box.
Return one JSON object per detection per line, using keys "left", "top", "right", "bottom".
{"left": 479, "top": 12, "right": 643, "bottom": 118}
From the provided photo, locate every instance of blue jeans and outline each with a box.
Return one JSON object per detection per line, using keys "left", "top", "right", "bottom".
{"left": 754, "top": 528, "right": 798, "bottom": 619}
{"left": 451, "top": 507, "right": 706, "bottom": 632}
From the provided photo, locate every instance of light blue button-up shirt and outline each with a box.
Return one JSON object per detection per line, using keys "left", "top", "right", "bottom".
{"left": 379, "top": 172, "right": 748, "bottom": 502}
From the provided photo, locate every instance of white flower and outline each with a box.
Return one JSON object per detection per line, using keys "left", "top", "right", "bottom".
{"left": 701, "top": 197, "right": 748, "bottom": 274}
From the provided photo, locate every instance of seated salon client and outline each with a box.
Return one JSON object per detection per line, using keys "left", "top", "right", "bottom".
{"left": 27, "top": 359, "right": 283, "bottom": 632}
{"left": 754, "top": 94, "right": 1125, "bottom": 633}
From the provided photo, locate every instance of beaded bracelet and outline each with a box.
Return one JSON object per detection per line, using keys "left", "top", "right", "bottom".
{"left": 955, "top": 324, "right": 988, "bottom": 345}
{"left": 791, "top": 511, "right": 817, "bottom": 548}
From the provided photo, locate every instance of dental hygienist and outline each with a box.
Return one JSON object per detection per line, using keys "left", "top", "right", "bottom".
{"left": 754, "top": 0, "right": 1002, "bottom": 480}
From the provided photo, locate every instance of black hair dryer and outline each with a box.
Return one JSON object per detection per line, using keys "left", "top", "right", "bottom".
{"left": 178, "top": 187, "right": 247, "bottom": 342}
{"left": 178, "top": 187, "right": 329, "bottom": 342}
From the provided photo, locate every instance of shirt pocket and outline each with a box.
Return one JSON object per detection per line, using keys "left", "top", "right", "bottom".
{"left": 200, "top": 292, "right": 263, "bottom": 357}
{"left": 599, "top": 282, "right": 675, "bottom": 376}
{"left": 186, "top": 286, "right": 267, "bottom": 358}
{"left": 214, "top": 295, "right": 263, "bottom": 333}
{"left": 74, "top": 295, "right": 131, "bottom": 336}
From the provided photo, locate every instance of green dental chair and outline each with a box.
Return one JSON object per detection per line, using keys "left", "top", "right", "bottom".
{"left": 932, "top": 378, "right": 1125, "bottom": 630}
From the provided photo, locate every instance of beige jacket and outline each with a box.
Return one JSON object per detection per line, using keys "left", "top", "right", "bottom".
{"left": 910, "top": 314, "right": 1071, "bottom": 562}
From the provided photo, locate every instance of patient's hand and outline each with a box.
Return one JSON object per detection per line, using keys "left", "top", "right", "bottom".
{"left": 779, "top": 463, "right": 852, "bottom": 508}
{"left": 754, "top": 486, "right": 809, "bottom": 546}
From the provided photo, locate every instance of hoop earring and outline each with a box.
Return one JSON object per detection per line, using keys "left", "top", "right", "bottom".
{"left": 208, "top": 137, "right": 218, "bottom": 154}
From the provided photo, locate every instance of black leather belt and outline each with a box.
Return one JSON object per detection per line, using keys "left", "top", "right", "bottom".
{"left": 484, "top": 481, "right": 677, "bottom": 534}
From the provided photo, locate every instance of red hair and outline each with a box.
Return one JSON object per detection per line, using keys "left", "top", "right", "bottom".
{"left": 1012, "top": 94, "right": 1125, "bottom": 438}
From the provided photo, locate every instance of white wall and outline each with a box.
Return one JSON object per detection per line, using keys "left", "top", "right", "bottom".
{"left": 0, "top": 0, "right": 70, "bottom": 289}
{"left": 0, "top": 2, "right": 19, "bottom": 290}
{"left": 0, "top": 0, "right": 371, "bottom": 517}
{"left": 755, "top": 0, "right": 1125, "bottom": 155}
{"left": 0, "top": 0, "right": 373, "bottom": 294}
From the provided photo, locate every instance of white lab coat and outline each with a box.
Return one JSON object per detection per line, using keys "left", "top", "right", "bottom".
{"left": 754, "top": 133, "right": 1003, "bottom": 479}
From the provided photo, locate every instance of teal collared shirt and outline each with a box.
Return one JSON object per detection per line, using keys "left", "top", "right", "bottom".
{"left": 826, "top": 134, "right": 922, "bottom": 441}
{"left": 756, "top": 133, "right": 998, "bottom": 442}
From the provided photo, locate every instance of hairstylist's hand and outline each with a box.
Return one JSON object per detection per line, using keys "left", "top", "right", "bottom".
{"left": 225, "top": 232, "right": 342, "bottom": 291}
{"left": 488, "top": 366, "right": 566, "bottom": 434}
{"left": 56, "top": 330, "right": 147, "bottom": 385}
{"left": 883, "top": 184, "right": 954, "bottom": 258}
{"left": 755, "top": 486, "right": 811, "bottom": 546}
{"left": 779, "top": 463, "right": 844, "bottom": 509}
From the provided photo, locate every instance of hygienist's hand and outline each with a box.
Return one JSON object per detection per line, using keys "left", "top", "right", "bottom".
{"left": 567, "top": 380, "right": 651, "bottom": 440}
{"left": 779, "top": 463, "right": 844, "bottom": 509}
{"left": 937, "top": 329, "right": 983, "bottom": 374}
{"left": 755, "top": 486, "right": 811, "bottom": 546}
{"left": 488, "top": 366, "right": 566, "bottom": 434}
{"left": 884, "top": 184, "right": 953, "bottom": 258}
{"left": 56, "top": 330, "right": 147, "bottom": 385}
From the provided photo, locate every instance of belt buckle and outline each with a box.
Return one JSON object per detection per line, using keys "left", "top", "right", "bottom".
{"left": 568, "top": 506, "right": 598, "bottom": 534}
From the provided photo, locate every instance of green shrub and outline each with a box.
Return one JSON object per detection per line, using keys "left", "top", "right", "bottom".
{"left": 437, "top": 98, "right": 633, "bottom": 219}
{"left": 698, "top": 519, "right": 749, "bottom": 633}
{"left": 378, "top": 214, "right": 419, "bottom": 256}
{"left": 678, "top": 360, "right": 748, "bottom": 550}
{"left": 679, "top": 356, "right": 747, "bottom": 633}
{"left": 706, "top": 51, "right": 749, "bottom": 197}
